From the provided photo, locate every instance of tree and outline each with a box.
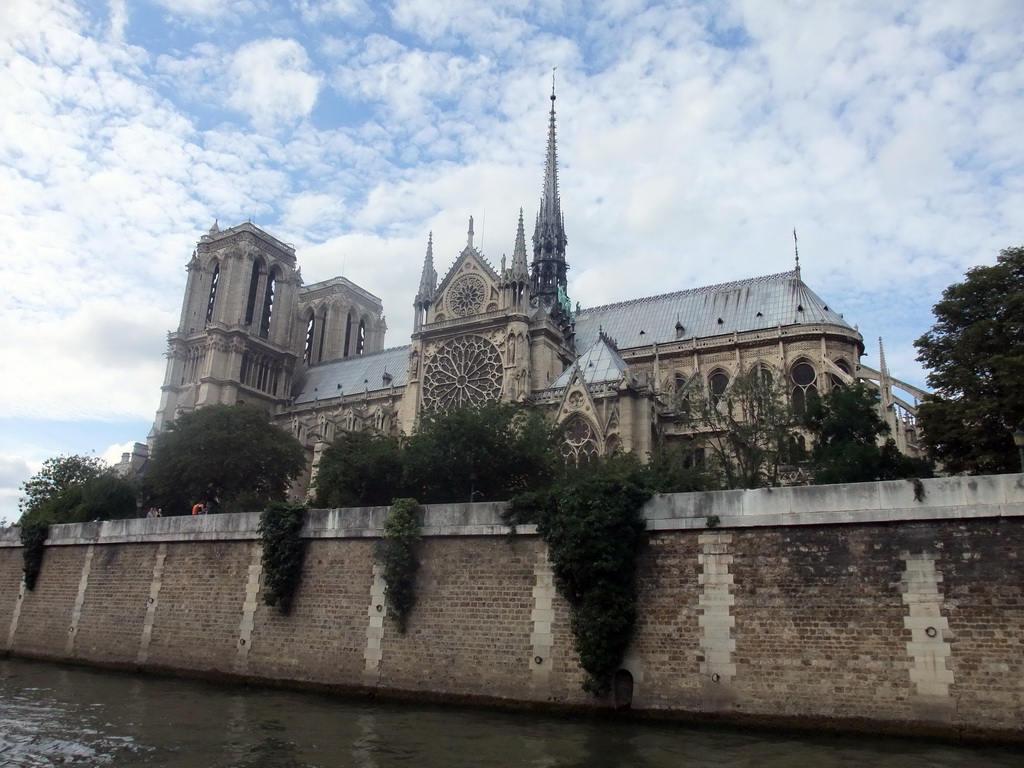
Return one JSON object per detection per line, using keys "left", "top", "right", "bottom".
{"left": 403, "top": 402, "right": 558, "bottom": 504}
{"left": 311, "top": 432, "right": 407, "bottom": 508}
{"left": 19, "top": 455, "right": 137, "bottom": 525}
{"left": 804, "top": 383, "right": 931, "bottom": 484}
{"left": 142, "top": 403, "right": 306, "bottom": 514}
{"left": 678, "top": 369, "right": 796, "bottom": 489}
{"left": 914, "top": 246, "right": 1024, "bottom": 474}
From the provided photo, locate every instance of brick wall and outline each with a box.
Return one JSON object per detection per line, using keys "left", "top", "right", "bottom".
{"left": 1, "top": 474, "right": 1021, "bottom": 739}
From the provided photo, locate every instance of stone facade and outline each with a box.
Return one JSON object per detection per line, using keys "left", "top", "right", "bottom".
{"left": 145, "top": 93, "right": 925, "bottom": 492}
{"left": 3, "top": 475, "right": 1022, "bottom": 739}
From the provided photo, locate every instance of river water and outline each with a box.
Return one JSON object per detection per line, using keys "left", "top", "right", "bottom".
{"left": 1, "top": 659, "right": 1021, "bottom": 768}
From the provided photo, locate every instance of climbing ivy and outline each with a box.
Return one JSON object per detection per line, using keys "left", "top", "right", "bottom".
{"left": 376, "top": 498, "right": 420, "bottom": 633}
{"left": 505, "top": 474, "right": 650, "bottom": 695}
{"left": 257, "top": 502, "right": 307, "bottom": 614}
{"left": 20, "top": 520, "right": 50, "bottom": 591}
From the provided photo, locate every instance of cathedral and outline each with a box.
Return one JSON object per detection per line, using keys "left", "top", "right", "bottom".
{"left": 150, "top": 89, "right": 925, "bottom": 492}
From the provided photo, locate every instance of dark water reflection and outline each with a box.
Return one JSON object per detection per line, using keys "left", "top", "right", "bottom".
{"left": 1, "top": 658, "right": 1021, "bottom": 767}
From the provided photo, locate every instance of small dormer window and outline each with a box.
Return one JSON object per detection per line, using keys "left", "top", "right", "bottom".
{"left": 717, "top": 317, "right": 724, "bottom": 325}
{"left": 797, "top": 304, "right": 804, "bottom": 312}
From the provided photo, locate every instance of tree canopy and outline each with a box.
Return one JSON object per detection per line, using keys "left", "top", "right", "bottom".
{"left": 804, "top": 383, "right": 931, "bottom": 484}
{"left": 404, "top": 402, "right": 558, "bottom": 504}
{"left": 312, "top": 402, "right": 558, "bottom": 507}
{"left": 142, "top": 403, "right": 306, "bottom": 515}
{"left": 311, "top": 432, "right": 406, "bottom": 508}
{"left": 18, "top": 454, "right": 137, "bottom": 525}
{"left": 914, "top": 246, "right": 1024, "bottom": 474}
{"left": 677, "top": 368, "right": 797, "bottom": 489}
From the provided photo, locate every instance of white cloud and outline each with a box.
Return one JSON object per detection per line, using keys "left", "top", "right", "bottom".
{"left": 292, "top": 0, "right": 371, "bottom": 24}
{"left": 227, "top": 38, "right": 322, "bottom": 128}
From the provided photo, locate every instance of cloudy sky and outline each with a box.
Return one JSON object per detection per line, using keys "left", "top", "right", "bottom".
{"left": 1, "top": 0, "right": 1022, "bottom": 521}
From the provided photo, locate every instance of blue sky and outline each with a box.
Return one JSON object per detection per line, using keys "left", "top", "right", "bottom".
{"left": 1, "top": 0, "right": 1022, "bottom": 521}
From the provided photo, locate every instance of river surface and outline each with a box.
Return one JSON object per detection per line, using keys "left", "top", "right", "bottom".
{"left": 1, "top": 658, "right": 1021, "bottom": 767}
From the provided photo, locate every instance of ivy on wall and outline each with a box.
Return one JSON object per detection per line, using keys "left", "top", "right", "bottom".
{"left": 376, "top": 498, "right": 421, "bottom": 633}
{"left": 257, "top": 502, "right": 307, "bottom": 614}
{"left": 505, "top": 475, "right": 649, "bottom": 695}
{"left": 20, "top": 520, "right": 49, "bottom": 590}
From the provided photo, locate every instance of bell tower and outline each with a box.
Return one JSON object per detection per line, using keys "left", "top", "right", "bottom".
{"left": 151, "top": 221, "right": 301, "bottom": 437}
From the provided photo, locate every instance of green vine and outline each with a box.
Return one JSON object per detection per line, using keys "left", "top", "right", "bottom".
{"left": 20, "top": 520, "right": 50, "bottom": 591}
{"left": 506, "top": 476, "right": 649, "bottom": 696}
{"left": 257, "top": 502, "right": 307, "bottom": 614}
{"left": 376, "top": 498, "right": 421, "bottom": 633}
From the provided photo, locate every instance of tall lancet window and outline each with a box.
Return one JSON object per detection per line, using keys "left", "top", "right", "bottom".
{"left": 303, "top": 312, "right": 316, "bottom": 365}
{"left": 205, "top": 263, "right": 220, "bottom": 323}
{"left": 259, "top": 268, "right": 277, "bottom": 339}
{"left": 244, "top": 259, "right": 264, "bottom": 326}
{"left": 356, "top": 319, "right": 366, "bottom": 355}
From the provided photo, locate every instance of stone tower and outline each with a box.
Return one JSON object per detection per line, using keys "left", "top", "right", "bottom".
{"left": 152, "top": 221, "right": 301, "bottom": 436}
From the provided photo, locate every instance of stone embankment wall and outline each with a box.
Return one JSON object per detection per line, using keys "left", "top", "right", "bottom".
{"left": 2, "top": 475, "right": 1022, "bottom": 740}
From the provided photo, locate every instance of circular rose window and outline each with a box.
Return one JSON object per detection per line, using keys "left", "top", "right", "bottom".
{"left": 448, "top": 275, "right": 486, "bottom": 316}
{"left": 422, "top": 335, "right": 503, "bottom": 409}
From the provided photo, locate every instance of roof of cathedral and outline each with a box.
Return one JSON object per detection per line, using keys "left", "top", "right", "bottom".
{"left": 573, "top": 269, "right": 854, "bottom": 352}
{"left": 291, "top": 346, "right": 410, "bottom": 405}
{"left": 550, "top": 335, "right": 628, "bottom": 388}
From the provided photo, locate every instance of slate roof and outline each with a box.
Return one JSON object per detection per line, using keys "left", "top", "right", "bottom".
{"left": 551, "top": 335, "right": 628, "bottom": 388}
{"left": 290, "top": 270, "right": 855, "bottom": 405}
{"left": 573, "top": 269, "right": 853, "bottom": 353}
{"left": 291, "top": 346, "right": 410, "bottom": 405}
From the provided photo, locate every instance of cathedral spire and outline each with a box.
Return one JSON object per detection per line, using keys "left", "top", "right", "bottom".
{"left": 415, "top": 231, "right": 437, "bottom": 306}
{"left": 511, "top": 208, "right": 529, "bottom": 279}
{"left": 793, "top": 228, "right": 801, "bottom": 279}
{"left": 531, "top": 72, "right": 568, "bottom": 305}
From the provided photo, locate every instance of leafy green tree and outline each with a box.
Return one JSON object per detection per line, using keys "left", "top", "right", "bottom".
{"left": 914, "top": 246, "right": 1024, "bottom": 474}
{"left": 312, "top": 432, "right": 407, "bottom": 508}
{"left": 142, "top": 403, "right": 306, "bottom": 515}
{"left": 804, "top": 383, "right": 932, "bottom": 484}
{"left": 19, "top": 455, "right": 136, "bottom": 524}
{"left": 404, "top": 402, "right": 558, "bottom": 504}
{"left": 678, "top": 369, "right": 796, "bottom": 489}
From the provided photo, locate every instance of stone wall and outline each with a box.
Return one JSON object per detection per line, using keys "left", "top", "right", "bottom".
{"left": 1, "top": 475, "right": 1022, "bottom": 740}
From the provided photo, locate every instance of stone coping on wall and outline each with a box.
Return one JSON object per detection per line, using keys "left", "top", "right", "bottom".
{"left": 1, "top": 474, "right": 1021, "bottom": 548}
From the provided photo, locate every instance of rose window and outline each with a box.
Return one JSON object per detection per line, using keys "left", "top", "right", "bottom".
{"left": 447, "top": 275, "right": 486, "bottom": 316}
{"left": 422, "top": 335, "right": 503, "bottom": 410}
{"left": 561, "top": 416, "right": 599, "bottom": 467}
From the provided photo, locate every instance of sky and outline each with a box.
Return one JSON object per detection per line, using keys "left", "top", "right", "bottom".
{"left": 1, "top": 0, "right": 1022, "bottom": 522}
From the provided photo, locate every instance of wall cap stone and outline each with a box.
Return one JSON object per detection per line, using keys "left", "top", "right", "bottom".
{"left": 1, "top": 473, "right": 1020, "bottom": 547}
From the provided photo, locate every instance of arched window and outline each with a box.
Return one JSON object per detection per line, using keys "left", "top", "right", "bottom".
{"left": 259, "top": 268, "right": 278, "bottom": 339}
{"left": 709, "top": 370, "right": 730, "bottom": 406}
{"left": 561, "top": 416, "right": 599, "bottom": 467}
{"left": 356, "top": 318, "right": 366, "bottom": 355}
{"left": 205, "top": 263, "right": 220, "bottom": 323}
{"left": 791, "top": 360, "right": 817, "bottom": 416}
{"left": 244, "top": 258, "right": 264, "bottom": 326}
{"left": 344, "top": 313, "right": 353, "bottom": 358}
{"left": 317, "top": 308, "right": 328, "bottom": 362}
{"left": 303, "top": 312, "right": 316, "bottom": 365}
{"left": 748, "top": 364, "right": 773, "bottom": 387}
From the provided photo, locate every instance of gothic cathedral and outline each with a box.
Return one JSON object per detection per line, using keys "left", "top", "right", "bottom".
{"left": 151, "top": 89, "right": 925, "bottom": 493}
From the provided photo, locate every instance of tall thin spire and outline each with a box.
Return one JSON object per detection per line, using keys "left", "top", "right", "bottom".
{"left": 416, "top": 231, "right": 437, "bottom": 305}
{"left": 511, "top": 208, "right": 529, "bottom": 278}
{"left": 531, "top": 71, "right": 568, "bottom": 306}
{"left": 793, "top": 228, "right": 801, "bottom": 278}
